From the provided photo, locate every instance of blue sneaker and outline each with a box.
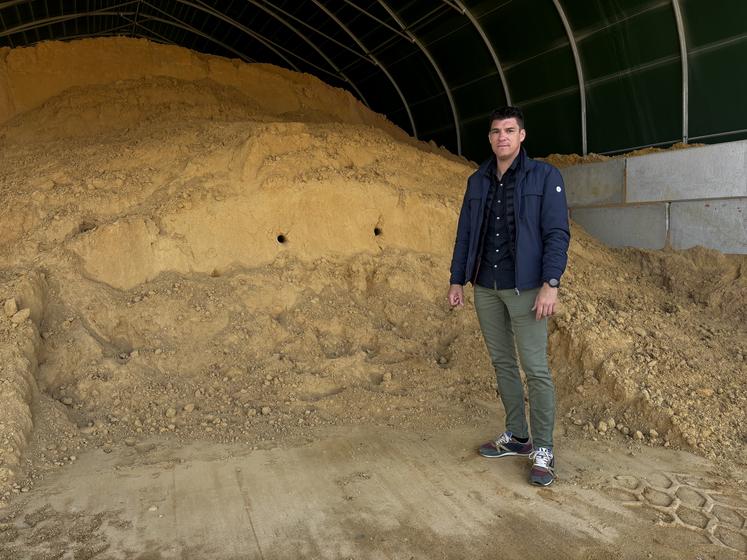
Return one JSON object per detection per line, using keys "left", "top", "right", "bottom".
{"left": 529, "top": 447, "right": 556, "bottom": 486}
{"left": 479, "top": 431, "right": 533, "bottom": 458}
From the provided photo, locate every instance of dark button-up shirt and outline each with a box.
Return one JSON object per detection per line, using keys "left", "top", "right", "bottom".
{"left": 475, "top": 156, "right": 518, "bottom": 290}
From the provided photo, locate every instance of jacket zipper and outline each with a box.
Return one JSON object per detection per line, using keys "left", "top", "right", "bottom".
{"left": 514, "top": 168, "right": 523, "bottom": 296}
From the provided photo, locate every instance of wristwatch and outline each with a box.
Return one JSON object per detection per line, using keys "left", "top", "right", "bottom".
{"left": 546, "top": 278, "right": 560, "bottom": 288}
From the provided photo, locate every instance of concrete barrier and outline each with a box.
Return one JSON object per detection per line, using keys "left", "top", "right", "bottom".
{"left": 626, "top": 142, "right": 747, "bottom": 203}
{"left": 560, "top": 159, "right": 625, "bottom": 207}
{"left": 670, "top": 198, "right": 747, "bottom": 253}
{"left": 561, "top": 140, "right": 747, "bottom": 254}
{"left": 570, "top": 204, "right": 668, "bottom": 250}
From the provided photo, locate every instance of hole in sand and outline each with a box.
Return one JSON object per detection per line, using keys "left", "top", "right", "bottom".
{"left": 374, "top": 227, "right": 382, "bottom": 236}
{"left": 78, "top": 220, "right": 98, "bottom": 233}
{"left": 277, "top": 234, "right": 287, "bottom": 244}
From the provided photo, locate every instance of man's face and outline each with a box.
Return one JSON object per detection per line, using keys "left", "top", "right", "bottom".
{"left": 488, "top": 118, "right": 526, "bottom": 161}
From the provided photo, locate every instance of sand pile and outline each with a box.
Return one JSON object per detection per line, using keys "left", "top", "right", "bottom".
{"left": 0, "top": 39, "right": 745, "bottom": 505}
{"left": 543, "top": 142, "right": 701, "bottom": 168}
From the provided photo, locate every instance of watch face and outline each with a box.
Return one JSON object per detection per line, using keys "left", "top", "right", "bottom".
{"left": 549, "top": 279, "right": 559, "bottom": 287}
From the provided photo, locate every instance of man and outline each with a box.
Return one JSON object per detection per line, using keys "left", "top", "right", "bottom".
{"left": 447, "top": 106, "right": 570, "bottom": 486}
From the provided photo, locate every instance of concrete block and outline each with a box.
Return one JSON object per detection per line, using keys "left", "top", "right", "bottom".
{"left": 571, "top": 204, "right": 668, "bottom": 250}
{"left": 670, "top": 198, "right": 747, "bottom": 254}
{"left": 626, "top": 141, "right": 747, "bottom": 203}
{"left": 560, "top": 159, "right": 625, "bottom": 207}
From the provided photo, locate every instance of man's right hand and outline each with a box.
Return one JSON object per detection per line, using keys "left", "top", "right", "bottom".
{"left": 447, "top": 284, "right": 465, "bottom": 308}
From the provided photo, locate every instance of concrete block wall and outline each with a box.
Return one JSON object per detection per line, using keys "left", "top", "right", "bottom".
{"left": 559, "top": 140, "right": 747, "bottom": 254}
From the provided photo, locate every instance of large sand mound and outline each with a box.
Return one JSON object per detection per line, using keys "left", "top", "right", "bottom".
{"left": 0, "top": 37, "right": 745, "bottom": 518}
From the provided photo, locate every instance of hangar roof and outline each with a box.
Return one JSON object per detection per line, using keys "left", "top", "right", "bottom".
{"left": 1, "top": 0, "right": 745, "bottom": 160}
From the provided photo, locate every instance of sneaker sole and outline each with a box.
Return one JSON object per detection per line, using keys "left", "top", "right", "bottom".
{"left": 479, "top": 450, "right": 532, "bottom": 458}
{"left": 530, "top": 477, "right": 555, "bottom": 486}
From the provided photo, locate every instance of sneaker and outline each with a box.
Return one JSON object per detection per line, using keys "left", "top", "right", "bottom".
{"left": 478, "top": 431, "right": 533, "bottom": 458}
{"left": 529, "top": 447, "right": 556, "bottom": 486}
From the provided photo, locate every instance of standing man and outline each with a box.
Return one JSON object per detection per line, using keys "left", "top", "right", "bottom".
{"left": 448, "top": 106, "right": 570, "bottom": 486}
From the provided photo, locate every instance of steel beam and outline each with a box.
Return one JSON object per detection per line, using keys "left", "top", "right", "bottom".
{"left": 451, "top": 0, "right": 511, "bottom": 105}
{"left": 131, "top": 13, "right": 255, "bottom": 62}
{"left": 258, "top": 0, "right": 373, "bottom": 66}
{"left": 552, "top": 0, "right": 587, "bottom": 155}
{"left": 311, "top": 0, "right": 417, "bottom": 138}
{"left": 0, "top": 8, "right": 138, "bottom": 38}
{"left": 245, "top": 0, "right": 369, "bottom": 107}
{"left": 378, "top": 0, "right": 461, "bottom": 154}
{"left": 672, "top": 0, "right": 688, "bottom": 143}
{"left": 338, "top": 0, "right": 412, "bottom": 43}
{"left": 151, "top": 0, "right": 301, "bottom": 73}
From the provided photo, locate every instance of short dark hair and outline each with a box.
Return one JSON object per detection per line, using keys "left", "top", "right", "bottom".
{"left": 488, "top": 106, "right": 525, "bottom": 130}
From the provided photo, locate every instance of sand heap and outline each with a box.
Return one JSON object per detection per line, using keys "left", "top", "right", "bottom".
{"left": 0, "top": 39, "right": 745, "bottom": 505}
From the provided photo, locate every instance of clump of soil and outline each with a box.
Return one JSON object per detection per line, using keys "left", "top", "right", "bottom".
{"left": 544, "top": 142, "right": 703, "bottom": 168}
{"left": 0, "top": 38, "right": 744, "bottom": 508}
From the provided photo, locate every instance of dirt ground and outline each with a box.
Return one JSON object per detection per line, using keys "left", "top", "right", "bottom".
{"left": 0, "top": 39, "right": 745, "bottom": 559}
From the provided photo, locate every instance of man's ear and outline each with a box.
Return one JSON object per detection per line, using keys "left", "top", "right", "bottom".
{"left": 519, "top": 129, "right": 527, "bottom": 142}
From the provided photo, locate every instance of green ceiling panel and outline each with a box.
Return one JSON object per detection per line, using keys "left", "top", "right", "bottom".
{"left": 522, "top": 93, "right": 582, "bottom": 157}
{"left": 578, "top": 4, "right": 679, "bottom": 80}
{"left": 452, "top": 75, "right": 510, "bottom": 120}
{"left": 681, "top": 0, "right": 747, "bottom": 48}
{"left": 475, "top": 0, "right": 567, "bottom": 65}
{"left": 563, "top": 0, "right": 668, "bottom": 33}
{"left": 424, "top": 23, "right": 496, "bottom": 87}
{"left": 504, "top": 46, "right": 577, "bottom": 104}
{"left": 688, "top": 42, "right": 747, "bottom": 140}
{"left": 587, "top": 62, "right": 681, "bottom": 153}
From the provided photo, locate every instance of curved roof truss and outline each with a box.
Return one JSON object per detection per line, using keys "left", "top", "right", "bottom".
{"left": 0, "top": 0, "right": 744, "bottom": 158}
{"left": 310, "top": 0, "right": 417, "bottom": 138}
{"left": 378, "top": 0, "right": 462, "bottom": 155}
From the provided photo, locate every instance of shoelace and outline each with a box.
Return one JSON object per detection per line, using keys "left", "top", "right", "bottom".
{"left": 494, "top": 431, "right": 513, "bottom": 446}
{"left": 529, "top": 447, "right": 553, "bottom": 469}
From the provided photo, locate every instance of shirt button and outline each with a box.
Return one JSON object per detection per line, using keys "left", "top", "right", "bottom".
{"left": 497, "top": 200, "right": 501, "bottom": 203}
{"left": 495, "top": 249, "right": 499, "bottom": 253}
{"left": 493, "top": 265, "right": 498, "bottom": 268}
{"left": 496, "top": 234, "right": 500, "bottom": 237}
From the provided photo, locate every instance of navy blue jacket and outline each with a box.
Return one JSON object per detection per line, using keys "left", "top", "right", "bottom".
{"left": 449, "top": 149, "right": 570, "bottom": 290}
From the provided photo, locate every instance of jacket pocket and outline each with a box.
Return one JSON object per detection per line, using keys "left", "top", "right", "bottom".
{"left": 520, "top": 184, "right": 543, "bottom": 220}
{"left": 468, "top": 194, "right": 482, "bottom": 212}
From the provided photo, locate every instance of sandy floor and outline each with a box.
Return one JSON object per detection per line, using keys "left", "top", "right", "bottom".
{"left": 0, "top": 39, "right": 745, "bottom": 559}
{"left": 1, "top": 426, "right": 746, "bottom": 559}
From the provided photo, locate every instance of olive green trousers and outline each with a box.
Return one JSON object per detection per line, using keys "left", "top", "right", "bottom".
{"left": 473, "top": 285, "right": 555, "bottom": 449}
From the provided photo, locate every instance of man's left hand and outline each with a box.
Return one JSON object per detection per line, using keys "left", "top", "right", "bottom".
{"left": 532, "top": 283, "right": 558, "bottom": 320}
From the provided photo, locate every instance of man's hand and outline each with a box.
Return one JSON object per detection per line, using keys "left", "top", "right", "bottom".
{"left": 448, "top": 284, "right": 465, "bottom": 308}
{"left": 532, "top": 283, "right": 558, "bottom": 320}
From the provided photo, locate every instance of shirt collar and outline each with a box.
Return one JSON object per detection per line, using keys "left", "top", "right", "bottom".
{"left": 489, "top": 151, "right": 521, "bottom": 180}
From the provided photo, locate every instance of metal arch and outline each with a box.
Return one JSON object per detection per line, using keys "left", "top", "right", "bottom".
{"left": 0, "top": 0, "right": 295, "bottom": 72}
{"left": 137, "top": 3, "right": 256, "bottom": 62}
{"left": 672, "top": 0, "right": 688, "bottom": 143}
{"left": 0, "top": 9, "right": 139, "bottom": 38}
{"left": 377, "top": 0, "right": 462, "bottom": 154}
{"left": 0, "top": 8, "right": 255, "bottom": 65}
{"left": 130, "top": 0, "right": 143, "bottom": 37}
{"left": 153, "top": 0, "right": 302, "bottom": 73}
{"left": 0, "top": 0, "right": 33, "bottom": 10}
{"left": 552, "top": 0, "right": 587, "bottom": 155}
{"left": 450, "top": 0, "right": 511, "bottom": 105}
{"left": 162, "top": 0, "right": 351, "bottom": 82}
{"left": 241, "top": 0, "right": 370, "bottom": 108}
{"left": 310, "top": 0, "right": 417, "bottom": 138}
{"left": 35, "top": 21, "right": 137, "bottom": 44}
{"left": 338, "top": 0, "right": 412, "bottom": 43}
{"left": 128, "top": 14, "right": 256, "bottom": 63}
{"left": 256, "top": 0, "right": 374, "bottom": 66}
